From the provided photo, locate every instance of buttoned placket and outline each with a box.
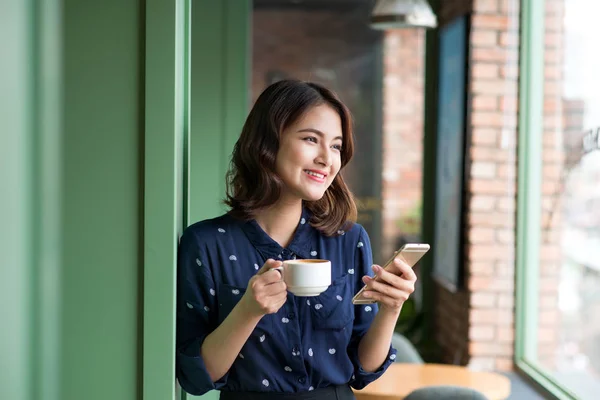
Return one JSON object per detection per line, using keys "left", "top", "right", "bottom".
{"left": 280, "top": 250, "right": 310, "bottom": 388}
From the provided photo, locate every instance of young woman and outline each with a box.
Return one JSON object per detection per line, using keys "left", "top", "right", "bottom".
{"left": 176, "top": 80, "right": 417, "bottom": 399}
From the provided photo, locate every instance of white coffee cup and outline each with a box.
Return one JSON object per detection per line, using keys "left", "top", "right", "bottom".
{"left": 276, "top": 259, "right": 331, "bottom": 296}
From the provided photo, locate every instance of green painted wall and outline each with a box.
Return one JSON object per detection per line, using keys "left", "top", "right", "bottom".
{"left": 61, "top": 0, "right": 143, "bottom": 398}
{"left": 2, "top": 1, "right": 62, "bottom": 400}
{"left": 1, "top": 2, "right": 40, "bottom": 399}
{"left": 1, "top": 1, "right": 249, "bottom": 399}
{"left": 189, "top": 0, "right": 250, "bottom": 224}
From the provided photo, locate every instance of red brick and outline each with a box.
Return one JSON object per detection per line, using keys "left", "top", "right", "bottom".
{"left": 472, "top": 15, "right": 511, "bottom": 30}
{"left": 499, "top": 32, "right": 519, "bottom": 47}
{"left": 470, "top": 195, "right": 496, "bottom": 211}
{"left": 540, "top": 245, "right": 561, "bottom": 261}
{"left": 469, "top": 227, "right": 496, "bottom": 244}
{"left": 545, "top": 16, "right": 563, "bottom": 32}
{"left": 497, "top": 196, "right": 516, "bottom": 212}
{"left": 538, "top": 327, "right": 558, "bottom": 344}
{"left": 497, "top": 164, "right": 516, "bottom": 180}
{"left": 471, "top": 128, "right": 499, "bottom": 145}
{"left": 496, "top": 228, "right": 515, "bottom": 244}
{"left": 545, "top": 65, "right": 561, "bottom": 80}
{"left": 498, "top": 293, "right": 514, "bottom": 308}
{"left": 470, "top": 261, "right": 495, "bottom": 276}
{"left": 472, "top": 47, "right": 510, "bottom": 63}
{"left": 469, "top": 245, "right": 508, "bottom": 262}
{"left": 500, "top": 64, "right": 518, "bottom": 79}
{"left": 545, "top": 0, "right": 564, "bottom": 16}
{"left": 470, "top": 341, "right": 513, "bottom": 356}
{"left": 472, "top": 80, "right": 511, "bottom": 95}
{"left": 471, "top": 161, "right": 497, "bottom": 178}
{"left": 540, "top": 277, "right": 559, "bottom": 294}
{"left": 471, "top": 292, "right": 497, "bottom": 308}
{"left": 543, "top": 164, "right": 562, "bottom": 180}
{"left": 544, "top": 81, "right": 561, "bottom": 97}
{"left": 474, "top": 0, "right": 500, "bottom": 13}
{"left": 471, "top": 179, "right": 513, "bottom": 195}
{"left": 469, "top": 325, "right": 496, "bottom": 340}
{"left": 472, "top": 30, "right": 498, "bottom": 47}
{"left": 497, "top": 327, "right": 514, "bottom": 342}
{"left": 473, "top": 94, "right": 499, "bottom": 111}
{"left": 499, "top": 0, "right": 520, "bottom": 15}
{"left": 539, "top": 310, "right": 559, "bottom": 325}
{"left": 539, "top": 294, "right": 558, "bottom": 308}
{"left": 496, "top": 262, "right": 516, "bottom": 277}
{"left": 469, "top": 212, "right": 514, "bottom": 228}
{"left": 469, "top": 275, "right": 514, "bottom": 292}
{"left": 500, "top": 96, "right": 518, "bottom": 112}
{"left": 471, "top": 309, "right": 514, "bottom": 325}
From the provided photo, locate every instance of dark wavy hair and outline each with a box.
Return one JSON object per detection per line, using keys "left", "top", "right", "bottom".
{"left": 224, "top": 80, "right": 357, "bottom": 236}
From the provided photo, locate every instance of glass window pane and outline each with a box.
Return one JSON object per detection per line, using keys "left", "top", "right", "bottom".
{"left": 534, "top": 0, "right": 600, "bottom": 397}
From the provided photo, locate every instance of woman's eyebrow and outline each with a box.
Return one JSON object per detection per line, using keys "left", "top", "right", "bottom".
{"left": 297, "top": 128, "right": 343, "bottom": 141}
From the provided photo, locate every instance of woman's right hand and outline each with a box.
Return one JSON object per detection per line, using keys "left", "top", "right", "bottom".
{"left": 241, "top": 259, "right": 288, "bottom": 317}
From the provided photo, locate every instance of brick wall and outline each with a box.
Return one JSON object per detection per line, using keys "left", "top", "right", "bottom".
{"left": 433, "top": 0, "right": 522, "bottom": 371}
{"left": 381, "top": 29, "right": 425, "bottom": 258}
{"left": 433, "top": 0, "right": 566, "bottom": 372}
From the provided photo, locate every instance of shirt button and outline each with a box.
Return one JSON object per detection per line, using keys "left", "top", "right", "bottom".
{"left": 288, "top": 312, "right": 295, "bottom": 319}
{"left": 298, "top": 377, "right": 306, "bottom": 384}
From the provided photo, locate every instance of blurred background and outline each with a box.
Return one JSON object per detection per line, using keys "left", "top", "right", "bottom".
{"left": 2, "top": 0, "right": 599, "bottom": 399}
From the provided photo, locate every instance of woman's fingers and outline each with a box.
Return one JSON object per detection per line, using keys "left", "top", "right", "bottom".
{"left": 362, "top": 275, "right": 413, "bottom": 301}
{"left": 360, "top": 260, "right": 417, "bottom": 311}
{"left": 392, "top": 257, "right": 417, "bottom": 281}
{"left": 257, "top": 259, "right": 282, "bottom": 275}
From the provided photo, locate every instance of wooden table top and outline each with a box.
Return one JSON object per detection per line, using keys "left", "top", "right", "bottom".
{"left": 353, "top": 363, "right": 511, "bottom": 400}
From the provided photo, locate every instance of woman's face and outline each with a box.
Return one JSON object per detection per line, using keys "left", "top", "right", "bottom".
{"left": 274, "top": 104, "right": 343, "bottom": 203}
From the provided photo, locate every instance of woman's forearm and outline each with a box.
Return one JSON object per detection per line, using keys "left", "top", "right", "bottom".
{"left": 200, "top": 301, "right": 263, "bottom": 382}
{"left": 357, "top": 307, "right": 401, "bottom": 372}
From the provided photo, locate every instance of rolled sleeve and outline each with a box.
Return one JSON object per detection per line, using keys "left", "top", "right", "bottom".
{"left": 347, "top": 227, "right": 397, "bottom": 390}
{"left": 176, "top": 228, "right": 229, "bottom": 395}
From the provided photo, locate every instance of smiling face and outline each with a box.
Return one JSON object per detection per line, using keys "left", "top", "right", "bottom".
{"left": 274, "top": 104, "right": 344, "bottom": 203}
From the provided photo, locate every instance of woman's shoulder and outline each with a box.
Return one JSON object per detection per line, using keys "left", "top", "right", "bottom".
{"left": 338, "top": 221, "right": 368, "bottom": 240}
{"left": 181, "top": 213, "right": 240, "bottom": 243}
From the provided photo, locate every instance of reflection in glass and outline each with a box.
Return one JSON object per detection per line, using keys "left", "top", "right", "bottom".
{"left": 537, "top": 0, "right": 600, "bottom": 397}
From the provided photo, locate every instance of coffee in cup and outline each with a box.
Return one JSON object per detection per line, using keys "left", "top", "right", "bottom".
{"left": 276, "top": 259, "right": 331, "bottom": 296}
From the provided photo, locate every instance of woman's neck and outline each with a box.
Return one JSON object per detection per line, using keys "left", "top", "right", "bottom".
{"left": 254, "top": 199, "right": 303, "bottom": 249}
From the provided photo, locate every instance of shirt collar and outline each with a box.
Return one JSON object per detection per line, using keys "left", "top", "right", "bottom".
{"left": 240, "top": 207, "right": 314, "bottom": 260}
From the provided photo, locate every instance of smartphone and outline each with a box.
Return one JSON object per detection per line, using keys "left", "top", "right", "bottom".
{"left": 351, "top": 243, "right": 430, "bottom": 305}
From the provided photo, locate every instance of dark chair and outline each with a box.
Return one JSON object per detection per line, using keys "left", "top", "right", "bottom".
{"left": 391, "top": 332, "right": 424, "bottom": 364}
{"left": 404, "top": 386, "right": 489, "bottom": 400}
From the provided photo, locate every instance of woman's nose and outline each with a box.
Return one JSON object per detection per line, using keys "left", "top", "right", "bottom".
{"left": 315, "top": 148, "right": 332, "bottom": 167}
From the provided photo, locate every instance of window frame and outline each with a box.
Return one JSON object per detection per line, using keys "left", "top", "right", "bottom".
{"left": 515, "top": 0, "right": 587, "bottom": 398}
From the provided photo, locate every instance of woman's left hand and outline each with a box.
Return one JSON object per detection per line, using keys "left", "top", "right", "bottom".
{"left": 360, "top": 257, "right": 417, "bottom": 313}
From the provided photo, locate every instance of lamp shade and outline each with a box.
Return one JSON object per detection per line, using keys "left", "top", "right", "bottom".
{"left": 370, "top": 0, "right": 437, "bottom": 29}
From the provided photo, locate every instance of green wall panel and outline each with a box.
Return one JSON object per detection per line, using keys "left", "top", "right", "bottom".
{"left": 61, "top": 0, "right": 143, "bottom": 398}
{"left": 144, "top": 0, "right": 189, "bottom": 399}
{"left": 1, "top": 1, "right": 61, "bottom": 400}
{"left": 189, "top": 0, "right": 250, "bottom": 224}
{"left": 1, "top": 1, "right": 37, "bottom": 399}
{"left": 2, "top": 1, "right": 248, "bottom": 400}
